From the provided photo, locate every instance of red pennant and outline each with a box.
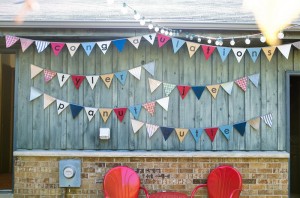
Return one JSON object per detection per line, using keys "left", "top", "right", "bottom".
{"left": 113, "top": 108, "right": 127, "bottom": 122}
{"left": 204, "top": 127, "right": 218, "bottom": 142}
{"left": 201, "top": 45, "right": 216, "bottom": 60}
{"left": 177, "top": 85, "right": 191, "bottom": 99}
{"left": 71, "top": 75, "right": 85, "bottom": 89}
{"left": 51, "top": 42, "right": 65, "bottom": 56}
{"left": 157, "top": 34, "right": 170, "bottom": 48}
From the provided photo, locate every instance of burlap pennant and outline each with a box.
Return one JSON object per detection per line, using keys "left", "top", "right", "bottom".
{"left": 20, "top": 38, "right": 34, "bottom": 52}
{"left": 149, "top": 78, "right": 162, "bottom": 93}
{"left": 186, "top": 41, "right": 200, "bottom": 57}
{"left": 206, "top": 84, "right": 220, "bottom": 99}
{"left": 131, "top": 119, "right": 144, "bottom": 133}
{"left": 99, "top": 108, "right": 113, "bottom": 123}
{"left": 248, "top": 117, "right": 260, "bottom": 130}
{"left": 100, "top": 73, "right": 114, "bottom": 88}
{"left": 31, "top": 64, "right": 43, "bottom": 79}
{"left": 175, "top": 128, "right": 189, "bottom": 142}
{"left": 262, "top": 46, "right": 276, "bottom": 62}
{"left": 43, "top": 94, "right": 56, "bottom": 109}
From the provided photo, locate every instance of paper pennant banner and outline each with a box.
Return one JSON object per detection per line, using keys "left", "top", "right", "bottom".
{"left": 247, "top": 48, "right": 261, "bottom": 63}
{"left": 191, "top": 86, "right": 205, "bottom": 100}
{"left": 143, "top": 33, "right": 156, "bottom": 45}
{"left": 99, "top": 108, "right": 113, "bottom": 123}
{"left": 43, "top": 94, "right": 56, "bottom": 109}
{"left": 163, "top": 83, "right": 176, "bottom": 96}
{"left": 84, "top": 107, "right": 98, "bottom": 121}
{"left": 235, "top": 77, "right": 248, "bottom": 92}
{"left": 221, "top": 82, "right": 234, "bottom": 95}
{"left": 114, "top": 71, "right": 127, "bottom": 85}
{"left": 70, "top": 104, "right": 84, "bottom": 118}
{"left": 189, "top": 128, "right": 203, "bottom": 142}
{"left": 30, "top": 87, "right": 43, "bottom": 101}
{"left": 175, "top": 128, "right": 189, "bottom": 142}
{"left": 156, "top": 97, "right": 169, "bottom": 111}
{"left": 232, "top": 48, "right": 246, "bottom": 63}
{"left": 66, "top": 43, "right": 80, "bottom": 57}
{"left": 57, "top": 73, "right": 70, "bottom": 87}
{"left": 262, "top": 46, "right": 276, "bottom": 62}
{"left": 113, "top": 108, "right": 127, "bottom": 122}
{"left": 233, "top": 122, "right": 247, "bottom": 136}
{"left": 20, "top": 38, "right": 34, "bottom": 52}
{"left": 51, "top": 42, "right": 65, "bottom": 56}
{"left": 86, "top": 75, "right": 99, "bottom": 89}
{"left": 219, "top": 125, "right": 233, "bottom": 140}
{"left": 100, "top": 74, "right": 114, "bottom": 88}
{"left": 143, "top": 61, "right": 155, "bottom": 76}
{"left": 177, "top": 85, "right": 191, "bottom": 99}
{"left": 44, "top": 69, "right": 57, "bottom": 83}
{"left": 56, "top": 99, "right": 69, "bottom": 115}
{"left": 97, "top": 41, "right": 111, "bottom": 54}
{"left": 204, "top": 127, "right": 218, "bottom": 142}
{"left": 172, "top": 38, "right": 185, "bottom": 53}
{"left": 160, "top": 127, "right": 174, "bottom": 141}
{"left": 186, "top": 41, "right": 200, "bottom": 57}
{"left": 71, "top": 75, "right": 85, "bottom": 89}
{"left": 35, "top": 40, "right": 50, "bottom": 53}
{"left": 206, "top": 84, "right": 220, "bottom": 99}
{"left": 146, "top": 123, "right": 159, "bottom": 138}
{"left": 293, "top": 41, "right": 300, "bottom": 49}
{"left": 217, "top": 47, "right": 231, "bottom": 62}
{"left": 157, "top": 34, "right": 170, "bottom": 48}
{"left": 5, "top": 35, "right": 19, "bottom": 48}
{"left": 143, "top": 101, "right": 156, "bottom": 116}
{"left": 113, "top": 39, "right": 127, "bottom": 52}
{"left": 128, "top": 36, "right": 142, "bottom": 49}
{"left": 128, "top": 66, "right": 142, "bottom": 80}
{"left": 261, "top": 113, "right": 273, "bottom": 127}
{"left": 248, "top": 73, "right": 260, "bottom": 87}
{"left": 81, "top": 42, "right": 96, "bottom": 56}
{"left": 201, "top": 45, "right": 216, "bottom": 60}
{"left": 131, "top": 119, "right": 144, "bottom": 133}
{"left": 277, "top": 44, "right": 292, "bottom": 59}
{"left": 128, "top": 104, "right": 142, "bottom": 119}
{"left": 31, "top": 64, "right": 43, "bottom": 79}
{"left": 149, "top": 78, "right": 162, "bottom": 93}
{"left": 248, "top": 117, "right": 260, "bottom": 130}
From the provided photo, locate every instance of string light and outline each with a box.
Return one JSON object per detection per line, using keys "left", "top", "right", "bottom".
{"left": 154, "top": 26, "right": 159, "bottom": 32}
{"left": 148, "top": 22, "right": 153, "bottom": 30}
{"left": 260, "top": 36, "right": 266, "bottom": 43}
{"left": 278, "top": 31, "right": 285, "bottom": 39}
{"left": 121, "top": 3, "right": 128, "bottom": 14}
{"left": 160, "top": 29, "right": 165, "bottom": 34}
{"left": 230, "top": 38, "right": 235, "bottom": 46}
{"left": 197, "top": 37, "right": 201, "bottom": 43}
{"left": 133, "top": 10, "right": 140, "bottom": 20}
{"left": 245, "top": 37, "right": 251, "bottom": 44}
{"left": 139, "top": 17, "right": 145, "bottom": 26}
{"left": 207, "top": 38, "right": 212, "bottom": 44}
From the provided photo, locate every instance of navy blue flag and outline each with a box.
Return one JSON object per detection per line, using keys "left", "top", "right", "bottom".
{"left": 192, "top": 86, "right": 206, "bottom": 100}
{"left": 113, "top": 39, "right": 127, "bottom": 52}
{"left": 233, "top": 122, "right": 247, "bottom": 136}
{"left": 160, "top": 127, "right": 174, "bottom": 141}
{"left": 70, "top": 104, "right": 84, "bottom": 118}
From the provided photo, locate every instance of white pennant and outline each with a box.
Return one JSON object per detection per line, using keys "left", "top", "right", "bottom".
{"left": 143, "top": 33, "right": 156, "bottom": 45}
{"left": 30, "top": 87, "right": 43, "bottom": 101}
{"left": 277, "top": 44, "right": 292, "bottom": 59}
{"left": 43, "top": 94, "right": 56, "bottom": 109}
{"left": 97, "top": 41, "right": 111, "bottom": 54}
{"left": 56, "top": 99, "right": 69, "bottom": 115}
{"left": 57, "top": 73, "right": 70, "bottom": 87}
{"left": 232, "top": 48, "right": 246, "bottom": 63}
{"left": 221, "top": 82, "right": 234, "bottom": 95}
{"left": 85, "top": 107, "right": 98, "bottom": 121}
{"left": 66, "top": 43, "right": 80, "bottom": 57}
{"left": 128, "top": 36, "right": 142, "bottom": 49}
{"left": 148, "top": 78, "right": 162, "bottom": 93}
{"left": 146, "top": 123, "right": 159, "bottom": 138}
{"left": 128, "top": 66, "right": 142, "bottom": 80}
{"left": 131, "top": 119, "right": 144, "bottom": 133}
{"left": 156, "top": 97, "right": 169, "bottom": 111}
{"left": 86, "top": 75, "right": 99, "bottom": 90}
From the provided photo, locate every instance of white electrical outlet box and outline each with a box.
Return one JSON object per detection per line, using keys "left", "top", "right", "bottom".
{"left": 99, "top": 128, "right": 110, "bottom": 140}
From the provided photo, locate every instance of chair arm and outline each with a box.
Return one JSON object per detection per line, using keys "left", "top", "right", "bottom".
{"left": 140, "top": 186, "right": 150, "bottom": 198}
{"left": 229, "top": 188, "right": 242, "bottom": 198}
{"left": 190, "top": 184, "right": 207, "bottom": 198}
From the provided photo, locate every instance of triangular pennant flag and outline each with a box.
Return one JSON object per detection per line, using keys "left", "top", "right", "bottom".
{"left": 235, "top": 77, "right": 248, "bottom": 92}
{"left": 114, "top": 71, "right": 127, "bottom": 85}
{"left": 85, "top": 107, "right": 98, "bottom": 121}
{"left": 56, "top": 99, "right": 69, "bottom": 115}
{"left": 248, "top": 117, "right": 260, "bottom": 130}
{"left": 99, "top": 108, "right": 113, "bottom": 123}
{"left": 221, "top": 82, "right": 234, "bottom": 95}
{"left": 57, "top": 73, "right": 70, "bottom": 87}
{"left": 206, "top": 84, "right": 220, "bottom": 99}
{"left": 157, "top": 34, "right": 170, "bottom": 48}
{"left": 43, "top": 94, "right": 56, "bottom": 109}
{"left": 97, "top": 41, "right": 111, "bottom": 54}
{"left": 261, "top": 113, "right": 273, "bottom": 127}
{"left": 186, "top": 41, "right": 201, "bottom": 57}
{"left": 219, "top": 125, "right": 233, "bottom": 140}
{"left": 69, "top": 104, "right": 84, "bottom": 118}
{"left": 175, "top": 128, "right": 189, "bottom": 142}
{"left": 20, "top": 38, "right": 34, "bottom": 52}
{"left": 31, "top": 64, "right": 43, "bottom": 79}
{"left": 128, "top": 36, "right": 142, "bottom": 49}
{"left": 143, "top": 33, "right": 156, "bottom": 45}
{"left": 160, "top": 127, "right": 174, "bottom": 141}
{"left": 81, "top": 42, "right": 96, "bottom": 56}
{"left": 177, "top": 85, "right": 191, "bottom": 99}
{"left": 71, "top": 75, "right": 85, "bottom": 89}
{"left": 128, "top": 104, "right": 142, "bottom": 119}
{"left": 143, "top": 61, "right": 155, "bottom": 76}
{"left": 113, "top": 108, "right": 127, "bottom": 122}
{"left": 247, "top": 48, "right": 261, "bottom": 63}
{"left": 233, "top": 122, "right": 247, "bottom": 136}
{"left": 5, "top": 35, "right": 19, "bottom": 48}
{"left": 217, "top": 47, "right": 231, "bottom": 62}
{"left": 35, "top": 40, "right": 50, "bottom": 53}
{"left": 172, "top": 38, "right": 185, "bottom": 53}
{"left": 232, "top": 48, "right": 246, "bottom": 63}
{"left": 149, "top": 78, "right": 162, "bottom": 93}
{"left": 277, "top": 44, "right": 292, "bottom": 59}
{"left": 204, "top": 127, "right": 218, "bottom": 142}
{"left": 86, "top": 75, "right": 99, "bottom": 90}
{"left": 113, "top": 39, "right": 127, "bottom": 52}
{"left": 66, "top": 43, "right": 80, "bottom": 57}
{"left": 156, "top": 97, "right": 169, "bottom": 111}
{"left": 201, "top": 45, "right": 216, "bottom": 60}
{"left": 143, "top": 101, "right": 156, "bottom": 116}
{"left": 293, "top": 41, "right": 300, "bottom": 49}
{"left": 191, "top": 86, "right": 205, "bottom": 100}
{"left": 100, "top": 73, "right": 114, "bottom": 88}
{"left": 44, "top": 69, "right": 57, "bottom": 83}
{"left": 146, "top": 123, "right": 159, "bottom": 138}
{"left": 131, "top": 119, "right": 144, "bottom": 133}
{"left": 262, "top": 46, "right": 276, "bottom": 62}
{"left": 190, "top": 128, "right": 203, "bottom": 143}
{"left": 51, "top": 42, "right": 65, "bottom": 56}
{"left": 128, "top": 66, "right": 142, "bottom": 80}
{"left": 248, "top": 73, "right": 260, "bottom": 87}
{"left": 163, "top": 83, "right": 176, "bottom": 96}
{"left": 30, "top": 87, "right": 43, "bottom": 101}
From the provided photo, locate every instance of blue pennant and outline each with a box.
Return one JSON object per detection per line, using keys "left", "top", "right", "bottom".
{"left": 114, "top": 71, "right": 127, "bottom": 85}
{"left": 81, "top": 42, "right": 96, "bottom": 56}
{"left": 233, "top": 122, "right": 247, "bottom": 136}
{"left": 172, "top": 38, "right": 185, "bottom": 53}
{"left": 112, "top": 39, "right": 127, "bottom": 52}
{"left": 191, "top": 86, "right": 205, "bottom": 100}
{"left": 219, "top": 125, "right": 233, "bottom": 140}
{"left": 217, "top": 47, "right": 231, "bottom": 62}
{"left": 247, "top": 48, "right": 261, "bottom": 63}
{"left": 189, "top": 128, "right": 203, "bottom": 142}
{"left": 70, "top": 104, "right": 84, "bottom": 118}
{"left": 128, "top": 105, "right": 142, "bottom": 119}
{"left": 160, "top": 127, "right": 174, "bottom": 141}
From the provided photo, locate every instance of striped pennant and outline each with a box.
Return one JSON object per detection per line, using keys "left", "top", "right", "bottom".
{"left": 261, "top": 113, "right": 273, "bottom": 127}
{"left": 146, "top": 123, "right": 159, "bottom": 138}
{"left": 5, "top": 35, "right": 19, "bottom": 48}
{"left": 35, "top": 40, "right": 50, "bottom": 53}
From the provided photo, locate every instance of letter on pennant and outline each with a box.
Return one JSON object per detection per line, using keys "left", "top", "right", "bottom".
{"left": 66, "top": 43, "right": 80, "bottom": 57}
{"left": 186, "top": 41, "right": 200, "bottom": 57}
{"left": 157, "top": 34, "right": 170, "bottom": 48}
{"left": 100, "top": 74, "right": 114, "bottom": 88}
{"left": 206, "top": 84, "right": 220, "bottom": 99}
{"left": 113, "top": 108, "right": 127, "bottom": 122}
{"left": 201, "top": 45, "right": 216, "bottom": 60}
{"left": 99, "top": 108, "right": 113, "bottom": 123}
{"left": 85, "top": 107, "right": 98, "bottom": 121}
{"left": 262, "top": 46, "right": 276, "bottom": 62}
{"left": 51, "top": 42, "right": 65, "bottom": 56}
{"left": 128, "top": 36, "right": 142, "bottom": 49}
{"left": 143, "top": 33, "right": 156, "bottom": 45}
{"left": 175, "top": 128, "right": 189, "bottom": 142}
{"left": 71, "top": 75, "right": 85, "bottom": 89}
{"left": 177, "top": 85, "right": 191, "bottom": 99}
{"left": 97, "top": 41, "right": 111, "bottom": 54}
{"left": 232, "top": 48, "right": 246, "bottom": 63}
{"left": 172, "top": 38, "right": 185, "bottom": 53}
{"left": 190, "top": 128, "right": 203, "bottom": 142}
{"left": 56, "top": 99, "right": 69, "bottom": 115}
{"left": 86, "top": 75, "right": 99, "bottom": 90}
{"left": 57, "top": 73, "right": 70, "bottom": 87}
{"left": 204, "top": 127, "right": 218, "bottom": 142}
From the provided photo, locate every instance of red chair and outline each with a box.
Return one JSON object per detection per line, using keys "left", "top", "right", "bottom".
{"left": 103, "top": 166, "right": 150, "bottom": 198}
{"left": 190, "top": 165, "right": 242, "bottom": 198}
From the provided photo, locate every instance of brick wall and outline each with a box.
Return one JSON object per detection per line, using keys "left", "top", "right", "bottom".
{"left": 13, "top": 155, "right": 288, "bottom": 197}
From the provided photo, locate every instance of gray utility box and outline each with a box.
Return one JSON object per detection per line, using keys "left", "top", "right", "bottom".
{"left": 59, "top": 159, "right": 81, "bottom": 187}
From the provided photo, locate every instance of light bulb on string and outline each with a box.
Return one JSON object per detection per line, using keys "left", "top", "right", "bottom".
{"left": 197, "top": 37, "right": 201, "bottom": 42}
{"left": 139, "top": 17, "right": 145, "bottom": 26}
{"left": 260, "top": 35, "right": 266, "bottom": 43}
{"left": 160, "top": 29, "right": 165, "bottom": 34}
{"left": 207, "top": 38, "right": 212, "bottom": 44}
{"left": 154, "top": 26, "right": 159, "bottom": 32}
{"left": 148, "top": 22, "right": 153, "bottom": 30}
{"left": 190, "top": 35, "right": 194, "bottom": 40}
{"left": 121, "top": 3, "right": 128, "bottom": 14}
{"left": 165, "top": 30, "right": 169, "bottom": 36}
{"left": 278, "top": 31, "right": 284, "bottom": 39}
{"left": 134, "top": 11, "right": 140, "bottom": 20}
{"left": 169, "top": 31, "right": 173, "bottom": 36}
{"left": 219, "top": 38, "right": 223, "bottom": 46}
{"left": 230, "top": 38, "right": 235, "bottom": 46}
{"left": 245, "top": 37, "right": 251, "bottom": 45}
{"left": 215, "top": 40, "right": 219, "bottom": 46}
{"left": 185, "top": 34, "right": 189, "bottom": 39}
